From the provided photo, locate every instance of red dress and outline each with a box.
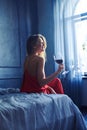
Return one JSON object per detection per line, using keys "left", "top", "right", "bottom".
{"left": 20, "top": 70, "right": 64, "bottom": 94}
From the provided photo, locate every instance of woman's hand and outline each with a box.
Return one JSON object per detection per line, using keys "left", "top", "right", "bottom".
{"left": 57, "top": 64, "right": 64, "bottom": 73}
{"left": 48, "top": 86, "right": 56, "bottom": 94}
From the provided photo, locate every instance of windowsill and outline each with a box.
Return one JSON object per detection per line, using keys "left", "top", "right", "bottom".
{"left": 82, "top": 72, "right": 87, "bottom": 79}
{"left": 82, "top": 75, "right": 87, "bottom": 79}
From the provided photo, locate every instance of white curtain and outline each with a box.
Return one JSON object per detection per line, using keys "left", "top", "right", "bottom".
{"left": 53, "top": 0, "right": 82, "bottom": 106}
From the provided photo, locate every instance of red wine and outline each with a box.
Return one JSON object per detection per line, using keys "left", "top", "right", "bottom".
{"left": 55, "top": 59, "right": 63, "bottom": 64}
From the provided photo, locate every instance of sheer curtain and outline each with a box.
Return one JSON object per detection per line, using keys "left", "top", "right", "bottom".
{"left": 53, "top": 0, "right": 82, "bottom": 106}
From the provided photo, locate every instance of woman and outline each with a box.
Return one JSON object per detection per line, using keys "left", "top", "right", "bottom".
{"left": 20, "top": 34, "right": 64, "bottom": 94}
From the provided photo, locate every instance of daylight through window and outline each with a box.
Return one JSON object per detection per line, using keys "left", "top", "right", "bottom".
{"left": 74, "top": 0, "right": 87, "bottom": 74}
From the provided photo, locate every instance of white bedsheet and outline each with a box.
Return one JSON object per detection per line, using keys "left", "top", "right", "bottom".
{"left": 0, "top": 92, "right": 86, "bottom": 130}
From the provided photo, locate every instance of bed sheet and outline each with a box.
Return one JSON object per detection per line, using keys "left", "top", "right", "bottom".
{"left": 0, "top": 90, "right": 86, "bottom": 130}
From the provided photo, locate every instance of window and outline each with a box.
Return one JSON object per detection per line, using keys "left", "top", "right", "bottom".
{"left": 74, "top": 0, "right": 87, "bottom": 75}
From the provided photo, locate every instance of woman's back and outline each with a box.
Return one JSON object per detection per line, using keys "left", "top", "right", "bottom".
{"left": 24, "top": 55, "right": 39, "bottom": 77}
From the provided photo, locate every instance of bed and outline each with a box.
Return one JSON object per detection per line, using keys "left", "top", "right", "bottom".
{"left": 0, "top": 88, "right": 86, "bottom": 130}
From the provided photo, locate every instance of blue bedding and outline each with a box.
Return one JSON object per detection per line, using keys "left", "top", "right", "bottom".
{"left": 0, "top": 88, "right": 86, "bottom": 130}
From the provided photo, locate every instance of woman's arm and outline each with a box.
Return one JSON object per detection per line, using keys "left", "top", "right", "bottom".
{"left": 47, "top": 86, "right": 56, "bottom": 94}
{"left": 37, "top": 57, "right": 64, "bottom": 86}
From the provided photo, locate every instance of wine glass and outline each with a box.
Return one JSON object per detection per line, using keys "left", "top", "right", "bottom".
{"left": 53, "top": 54, "right": 63, "bottom": 64}
{"left": 53, "top": 54, "right": 69, "bottom": 75}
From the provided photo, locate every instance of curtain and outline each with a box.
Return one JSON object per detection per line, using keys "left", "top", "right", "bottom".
{"left": 53, "top": 0, "right": 82, "bottom": 106}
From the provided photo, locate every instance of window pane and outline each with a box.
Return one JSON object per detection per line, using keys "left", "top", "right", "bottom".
{"left": 75, "top": 20, "right": 87, "bottom": 73}
{"left": 74, "top": 0, "right": 87, "bottom": 15}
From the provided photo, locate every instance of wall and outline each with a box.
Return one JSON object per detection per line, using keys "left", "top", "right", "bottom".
{"left": 25, "top": 0, "right": 38, "bottom": 35}
{"left": 0, "top": 0, "right": 38, "bottom": 88}
{"left": 37, "top": 0, "right": 55, "bottom": 76}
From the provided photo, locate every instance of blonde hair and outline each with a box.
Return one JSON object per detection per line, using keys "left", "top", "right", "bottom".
{"left": 26, "top": 34, "right": 47, "bottom": 61}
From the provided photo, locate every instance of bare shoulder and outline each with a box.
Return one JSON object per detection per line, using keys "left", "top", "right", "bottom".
{"left": 37, "top": 56, "right": 45, "bottom": 65}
